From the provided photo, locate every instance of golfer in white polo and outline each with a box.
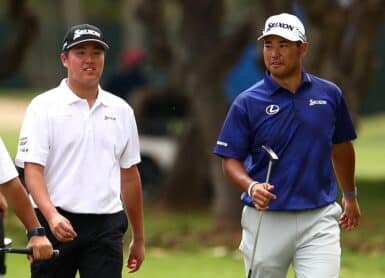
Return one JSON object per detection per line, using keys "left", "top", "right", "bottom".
{"left": 16, "top": 24, "right": 145, "bottom": 278}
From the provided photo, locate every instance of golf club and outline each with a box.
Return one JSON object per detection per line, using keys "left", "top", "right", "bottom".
{"left": 0, "top": 247, "right": 60, "bottom": 257}
{"left": 0, "top": 238, "right": 60, "bottom": 257}
{"left": 247, "top": 144, "right": 279, "bottom": 278}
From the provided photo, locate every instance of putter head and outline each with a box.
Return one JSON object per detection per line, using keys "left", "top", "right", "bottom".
{"left": 261, "top": 145, "right": 279, "bottom": 161}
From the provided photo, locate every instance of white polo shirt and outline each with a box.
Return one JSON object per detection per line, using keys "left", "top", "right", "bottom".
{"left": 15, "top": 79, "right": 141, "bottom": 214}
{"left": 0, "top": 136, "right": 18, "bottom": 184}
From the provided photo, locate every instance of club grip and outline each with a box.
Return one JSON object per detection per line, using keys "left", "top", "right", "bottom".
{"left": 1, "top": 248, "right": 60, "bottom": 257}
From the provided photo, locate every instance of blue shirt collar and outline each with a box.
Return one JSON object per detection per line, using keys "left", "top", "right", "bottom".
{"left": 263, "top": 70, "right": 312, "bottom": 95}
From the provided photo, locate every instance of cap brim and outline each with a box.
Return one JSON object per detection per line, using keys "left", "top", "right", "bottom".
{"left": 64, "top": 39, "right": 109, "bottom": 51}
{"left": 257, "top": 31, "right": 303, "bottom": 42}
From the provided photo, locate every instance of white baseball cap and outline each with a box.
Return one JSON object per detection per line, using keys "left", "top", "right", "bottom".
{"left": 257, "top": 13, "right": 307, "bottom": 43}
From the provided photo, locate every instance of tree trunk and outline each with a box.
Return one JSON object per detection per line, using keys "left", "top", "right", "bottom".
{"left": 173, "top": 0, "right": 253, "bottom": 230}
{"left": 159, "top": 119, "right": 211, "bottom": 209}
{"left": 121, "top": 0, "right": 144, "bottom": 49}
{"left": 187, "top": 78, "right": 243, "bottom": 230}
{"left": 137, "top": 0, "right": 252, "bottom": 230}
{"left": 0, "top": 0, "right": 38, "bottom": 80}
{"left": 60, "top": 0, "right": 82, "bottom": 26}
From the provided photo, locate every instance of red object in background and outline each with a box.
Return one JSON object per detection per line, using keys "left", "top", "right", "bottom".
{"left": 121, "top": 49, "right": 145, "bottom": 67}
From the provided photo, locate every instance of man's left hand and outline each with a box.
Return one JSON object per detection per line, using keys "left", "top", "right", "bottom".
{"left": 339, "top": 197, "right": 360, "bottom": 231}
{"left": 26, "top": 236, "right": 54, "bottom": 261}
{"left": 126, "top": 238, "right": 145, "bottom": 273}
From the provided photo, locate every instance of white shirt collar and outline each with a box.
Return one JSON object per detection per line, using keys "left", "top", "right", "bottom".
{"left": 59, "top": 79, "right": 112, "bottom": 106}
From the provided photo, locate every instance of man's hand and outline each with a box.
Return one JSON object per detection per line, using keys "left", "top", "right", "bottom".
{"left": 251, "top": 183, "right": 277, "bottom": 211}
{"left": 26, "top": 236, "right": 53, "bottom": 261}
{"left": 339, "top": 197, "right": 360, "bottom": 231}
{"left": 48, "top": 213, "right": 77, "bottom": 242}
{"left": 126, "top": 238, "right": 145, "bottom": 273}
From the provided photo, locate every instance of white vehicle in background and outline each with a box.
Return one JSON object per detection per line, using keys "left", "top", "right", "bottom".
{"left": 138, "top": 134, "right": 178, "bottom": 200}
{"left": 134, "top": 90, "right": 188, "bottom": 201}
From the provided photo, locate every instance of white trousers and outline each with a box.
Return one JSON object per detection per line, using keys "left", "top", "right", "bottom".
{"left": 239, "top": 202, "right": 342, "bottom": 278}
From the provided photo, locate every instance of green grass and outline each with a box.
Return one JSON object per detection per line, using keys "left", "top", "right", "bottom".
{"left": 4, "top": 197, "right": 385, "bottom": 277}
{"left": 5, "top": 248, "right": 244, "bottom": 277}
{"left": 355, "top": 113, "right": 385, "bottom": 179}
{"left": 1, "top": 130, "right": 18, "bottom": 158}
{"left": 4, "top": 228, "right": 385, "bottom": 278}
{"left": 1, "top": 94, "right": 385, "bottom": 277}
{"left": 0, "top": 88, "right": 39, "bottom": 100}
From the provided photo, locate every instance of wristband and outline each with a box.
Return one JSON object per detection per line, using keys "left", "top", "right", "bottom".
{"left": 343, "top": 187, "right": 357, "bottom": 199}
{"left": 247, "top": 181, "right": 260, "bottom": 196}
{"left": 27, "top": 227, "right": 46, "bottom": 240}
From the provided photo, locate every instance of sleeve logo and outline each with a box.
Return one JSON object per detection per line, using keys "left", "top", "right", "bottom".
{"left": 216, "top": 141, "right": 228, "bottom": 147}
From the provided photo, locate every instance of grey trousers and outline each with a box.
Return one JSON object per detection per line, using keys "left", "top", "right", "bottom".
{"left": 240, "top": 203, "right": 342, "bottom": 278}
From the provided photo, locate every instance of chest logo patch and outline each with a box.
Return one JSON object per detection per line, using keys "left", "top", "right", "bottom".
{"left": 104, "top": 115, "right": 116, "bottom": 121}
{"left": 309, "top": 99, "right": 327, "bottom": 106}
{"left": 265, "top": 104, "right": 280, "bottom": 115}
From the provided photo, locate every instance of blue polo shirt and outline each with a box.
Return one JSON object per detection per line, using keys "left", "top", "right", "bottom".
{"left": 214, "top": 71, "right": 356, "bottom": 211}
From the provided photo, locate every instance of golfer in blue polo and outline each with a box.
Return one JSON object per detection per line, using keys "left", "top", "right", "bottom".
{"left": 214, "top": 13, "right": 360, "bottom": 278}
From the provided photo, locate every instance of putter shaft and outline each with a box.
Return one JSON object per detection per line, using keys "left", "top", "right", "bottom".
{"left": 248, "top": 145, "right": 279, "bottom": 278}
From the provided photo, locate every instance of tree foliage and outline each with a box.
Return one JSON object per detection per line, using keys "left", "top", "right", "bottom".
{"left": 298, "top": 0, "right": 385, "bottom": 123}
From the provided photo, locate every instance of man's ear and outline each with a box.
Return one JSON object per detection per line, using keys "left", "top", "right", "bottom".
{"left": 300, "top": 42, "right": 308, "bottom": 58}
{"left": 60, "top": 52, "right": 68, "bottom": 68}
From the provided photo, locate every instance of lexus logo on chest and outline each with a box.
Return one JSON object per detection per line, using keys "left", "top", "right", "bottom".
{"left": 265, "top": 104, "right": 280, "bottom": 115}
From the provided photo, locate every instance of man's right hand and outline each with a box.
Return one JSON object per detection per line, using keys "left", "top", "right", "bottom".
{"left": 48, "top": 213, "right": 77, "bottom": 242}
{"left": 251, "top": 183, "right": 277, "bottom": 211}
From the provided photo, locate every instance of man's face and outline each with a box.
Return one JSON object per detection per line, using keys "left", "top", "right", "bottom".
{"left": 262, "top": 35, "right": 307, "bottom": 80}
{"left": 60, "top": 41, "right": 105, "bottom": 88}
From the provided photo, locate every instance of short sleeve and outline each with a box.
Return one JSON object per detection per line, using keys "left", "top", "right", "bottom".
{"left": 332, "top": 93, "right": 357, "bottom": 144}
{"left": 15, "top": 100, "right": 50, "bottom": 168}
{"left": 0, "top": 137, "right": 18, "bottom": 184}
{"left": 119, "top": 108, "right": 141, "bottom": 168}
{"left": 213, "top": 99, "right": 251, "bottom": 161}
